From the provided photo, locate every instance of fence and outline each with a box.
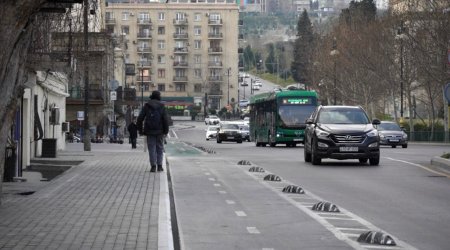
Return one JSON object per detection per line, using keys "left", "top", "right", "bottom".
{"left": 406, "top": 131, "right": 450, "bottom": 143}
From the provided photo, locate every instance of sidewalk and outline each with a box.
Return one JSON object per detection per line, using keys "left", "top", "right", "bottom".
{"left": 0, "top": 140, "right": 171, "bottom": 250}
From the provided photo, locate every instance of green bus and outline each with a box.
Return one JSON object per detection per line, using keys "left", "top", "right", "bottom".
{"left": 249, "top": 89, "right": 318, "bottom": 147}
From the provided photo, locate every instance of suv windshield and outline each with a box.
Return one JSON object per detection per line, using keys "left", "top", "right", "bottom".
{"left": 222, "top": 124, "right": 239, "bottom": 130}
{"left": 377, "top": 122, "right": 401, "bottom": 131}
{"left": 317, "top": 108, "right": 369, "bottom": 124}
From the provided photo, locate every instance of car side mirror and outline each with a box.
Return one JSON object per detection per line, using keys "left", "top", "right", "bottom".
{"left": 306, "top": 118, "right": 314, "bottom": 124}
{"left": 372, "top": 119, "right": 381, "bottom": 125}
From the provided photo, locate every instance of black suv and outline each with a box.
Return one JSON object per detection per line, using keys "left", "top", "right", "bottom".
{"left": 304, "top": 106, "right": 381, "bottom": 165}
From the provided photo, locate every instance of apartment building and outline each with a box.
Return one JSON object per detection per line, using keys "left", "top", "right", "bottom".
{"left": 105, "top": 1, "right": 241, "bottom": 112}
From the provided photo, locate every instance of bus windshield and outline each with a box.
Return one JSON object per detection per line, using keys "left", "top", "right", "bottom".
{"left": 278, "top": 105, "right": 316, "bottom": 127}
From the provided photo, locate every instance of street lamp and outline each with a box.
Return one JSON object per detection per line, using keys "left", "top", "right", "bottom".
{"left": 330, "top": 37, "right": 339, "bottom": 105}
{"left": 227, "top": 67, "right": 231, "bottom": 106}
{"left": 396, "top": 21, "right": 407, "bottom": 121}
{"left": 140, "top": 62, "right": 144, "bottom": 108}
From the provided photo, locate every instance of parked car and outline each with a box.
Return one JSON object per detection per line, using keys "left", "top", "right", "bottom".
{"left": 375, "top": 121, "right": 408, "bottom": 148}
{"left": 304, "top": 105, "right": 381, "bottom": 165}
{"left": 239, "top": 99, "right": 250, "bottom": 108}
{"left": 216, "top": 122, "right": 243, "bottom": 143}
{"left": 205, "top": 125, "right": 219, "bottom": 140}
{"left": 252, "top": 85, "right": 261, "bottom": 91}
{"left": 253, "top": 80, "right": 262, "bottom": 87}
{"left": 205, "top": 115, "right": 220, "bottom": 125}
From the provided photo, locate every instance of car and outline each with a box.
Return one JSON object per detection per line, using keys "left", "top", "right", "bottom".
{"left": 375, "top": 121, "right": 408, "bottom": 148}
{"left": 205, "top": 125, "right": 219, "bottom": 140}
{"left": 239, "top": 99, "right": 250, "bottom": 108}
{"left": 216, "top": 122, "right": 243, "bottom": 143}
{"left": 242, "top": 116, "right": 250, "bottom": 125}
{"left": 253, "top": 80, "right": 262, "bottom": 87}
{"left": 304, "top": 105, "right": 381, "bottom": 166}
{"left": 239, "top": 124, "right": 250, "bottom": 142}
{"left": 205, "top": 115, "right": 220, "bottom": 125}
{"left": 252, "top": 85, "right": 260, "bottom": 91}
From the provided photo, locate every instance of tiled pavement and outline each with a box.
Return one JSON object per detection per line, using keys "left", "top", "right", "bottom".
{"left": 0, "top": 141, "right": 170, "bottom": 250}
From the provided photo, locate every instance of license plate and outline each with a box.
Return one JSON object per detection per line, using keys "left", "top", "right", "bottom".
{"left": 389, "top": 139, "right": 399, "bottom": 142}
{"left": 340, "top": 147, "right": 358, "bottom": 152}
{"left": 227, "top": 136, "right": 234, "bottom": 139}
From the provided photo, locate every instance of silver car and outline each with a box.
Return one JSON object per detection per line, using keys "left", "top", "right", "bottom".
{"left": 376, "top": 121, "right": 408, "bottom": 148}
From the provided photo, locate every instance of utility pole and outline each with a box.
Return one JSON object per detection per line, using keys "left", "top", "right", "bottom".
{"left": 227, "top": 67, "right": 231, "bottom": 106}
{"left": 83, "top": 0, "right": 91, "bottom": 151}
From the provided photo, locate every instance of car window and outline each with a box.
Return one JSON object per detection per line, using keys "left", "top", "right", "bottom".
{"left": 208, "top": 127, "right": 218, "bottom": 131}
{"left": 378, "top": 123, "right": 401, "bottom": 131}
{"left": 318, "top": 109, "right": 369, "bottom": 124}
{"left": 222, "top": 124, "right": 239, "bottom": 129}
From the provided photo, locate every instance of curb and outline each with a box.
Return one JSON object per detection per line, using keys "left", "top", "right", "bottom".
{"left": 430, "top": 156, "right": 450, "bottom": 171}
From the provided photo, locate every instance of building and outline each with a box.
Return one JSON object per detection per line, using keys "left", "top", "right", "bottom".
{"left": 105, "top": 1, "right": 241, "bottom": 113}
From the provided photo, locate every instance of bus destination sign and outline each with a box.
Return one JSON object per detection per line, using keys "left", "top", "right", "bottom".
{"left": 281, "top": 98, "right": 312, "bottom": 105}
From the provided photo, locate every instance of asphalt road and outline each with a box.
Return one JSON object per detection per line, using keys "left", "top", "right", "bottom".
{"left": 170, "top": 121, "right": 450, "bottom": 250}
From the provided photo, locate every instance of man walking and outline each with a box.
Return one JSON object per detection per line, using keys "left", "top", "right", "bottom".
{"left": 127, "top": 118, "right": 138, "bottom": 149}
{"left": 137, "top": 91, "right": 169, "bottom": 172}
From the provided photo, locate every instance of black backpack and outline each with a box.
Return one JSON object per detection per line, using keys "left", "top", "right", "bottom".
{"left": 144, "top": 104, "right": 162, "bottom": 131}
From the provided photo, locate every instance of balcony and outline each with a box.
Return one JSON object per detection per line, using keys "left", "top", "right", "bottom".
{"left": 137, "top": 18, "right": 151, "bottom": 25}
{"left": 173, "top": 19, "right": 188, "bottom": 25}
{"left": 208, "top": 19, "right": 223, "bottom": 25}
{"left": 238, "top": 19, "right": 243, "bottom": 26}
{"left": 208, "top": 76, "right": 223, "bottom": 82}
{"left": 173, "top": 61, "right": 188, "bottom": 67}
{"left": 208, "top": 47, "right": 223, "bottom": 54}
{"left": 137, "top": 61, "right": 152, "bottom": 67}
{"left": 238, "top": 34, "right": 244, "bottom": 40}
{"left": 208, "top": 61, "right": 223, "bottom": 68}
{"left": 67, "top": 88, "right": 104, "bottom": 105}
{"left": 238, "top": 61, "right": 244, "bottom": 68}
{"left": 238, "top": 48, "right": 244, "bottom": 54}
{"left": 173, "top": 33, "right": 188, "bottom": 39}
{"left": 173, "top": 76, "right": 188, "bottom": 82}
{"left": 137, "top": 32, "right": 152, "bottom": 39}
{"left": 136, "top": 75, "right": 151, "bottom": 82}
{"left": 174, "top": 47, "right": 188, "bottom": 53}
{"left": 137, "top": 47, "right": 151, "bottom": 53}
{"left": 208, "top": 33, "right": 223, "bottom": 39}
{"left": 105, "top": 18, "right": 116, "bottom": 24}
{"left": 209, "top": 84, "right": 222, "bottom": 96}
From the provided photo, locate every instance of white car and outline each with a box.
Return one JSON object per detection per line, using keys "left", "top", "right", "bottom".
{"left": 205, "top": 125, "right": 219, "bottom": 140}
{"left": 252, "top": 84, "right": 261, "bottom": 91}
{"left": 253, "top": 80, "right": 262, "bottom": 87}
{"left": 239, "top": 99, "right": 250, "bottom": 107}
{"left": 205, "top": 115, "right": 220, "bottom": 125}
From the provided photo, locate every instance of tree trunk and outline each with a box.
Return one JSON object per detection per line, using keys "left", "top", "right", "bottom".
{"left": 0, "top": 0, "right": 46, "bottom": 203}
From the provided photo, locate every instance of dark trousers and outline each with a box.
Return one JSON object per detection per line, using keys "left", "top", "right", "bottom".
{"left": 131, "top": 138, "right": 137, "bottom": 148}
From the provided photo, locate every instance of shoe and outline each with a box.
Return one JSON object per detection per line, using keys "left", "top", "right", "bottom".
{"left": 150, "top": 165, "right": 156, "bottom": 172}
{"left": 157, "top": 165, "right": 164, "bottom": 172}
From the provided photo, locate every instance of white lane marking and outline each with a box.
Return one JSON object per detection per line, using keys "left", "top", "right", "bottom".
{"left": 214, "top": 183, "right": 221, "bottom": 187}
{"left": 208, "top": 178, "right": 216, "bottom": 181}
{"left": 386, "top": 157, "right": 449, "bottom": 177}
{"left": 158, "top": 158, "right": 174, "bottom": 250}
{"left": 315, "top": 212, "right": 347, "bottom": 216}
{"left": 321, "top": 217, "right": 357, "bottom": 221}
{"left": 247, "top": 227, "right": 260, "bottom": 234}
{"left": 235, "top": 211, "right": 247, "bottom": 217}
{"left": 262, "top": 248, "right": 274, "bottom": 250}
{"left": 171, "top": 129, "right": 178, "bottom": 139}
{"left": 298, "top": 202, "right": 316, "bottom": 205}
{"left": 66, "top": 174, "right": 79, "bottom": 182}
{"left": 218, "top": 191, "right": 227, "bottom": 194}
{"left": 226, "top": 200, "right": 236, "bottom": 205}
{"left": 337, "top": 228, "right": 368, "bottom": 231}
{"left": 362, "top": 245, "right": 403, "bottom": 249}
{"left": 204, "top": 172, "right": 211, "bottom": 176}
{"left": 342, "top": 233, "right": 361, "bottom": 237}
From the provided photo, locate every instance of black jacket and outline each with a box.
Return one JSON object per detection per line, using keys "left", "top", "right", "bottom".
{"left": 137, "top": 99, "right": 169, "bottom": 135}
{"left": 127, "top": 122, "right": 138, "bottom": 139}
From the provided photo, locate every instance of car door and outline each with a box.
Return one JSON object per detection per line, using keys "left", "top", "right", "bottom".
{"left": 304, "top": 108, "right": 318, "bottom": 149}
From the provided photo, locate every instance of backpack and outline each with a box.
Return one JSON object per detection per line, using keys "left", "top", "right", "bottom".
{"left": 144, "top": 104, "right": 162, "bottom": 131}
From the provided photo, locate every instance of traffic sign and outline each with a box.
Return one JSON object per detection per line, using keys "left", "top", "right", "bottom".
{"left": 110, "top": 91, "right": 117, "bottom": 101}
{"left": 77, "top": 111, "right": 84, "bottom": 121}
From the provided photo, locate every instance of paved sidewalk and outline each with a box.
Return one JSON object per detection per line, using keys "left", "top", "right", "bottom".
{"left": 0, "top": 140, "right": 171, "bottom": 250}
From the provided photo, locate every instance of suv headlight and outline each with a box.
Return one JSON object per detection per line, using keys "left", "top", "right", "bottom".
{"left": 402, "top": 132, "right": 408, "bottom": 139}
{"left": 315, "top": 128, "right": 330, "bottom": 138}
{"left": 366, "top": 130, "right": 378, "bottom": 137}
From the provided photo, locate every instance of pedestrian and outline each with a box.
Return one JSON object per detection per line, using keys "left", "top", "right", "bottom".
{"left": 127, "top": 118, "right": 138, "bottom": 149}
{"left": 137, "top": 90, "right": 169, "bottom": 172}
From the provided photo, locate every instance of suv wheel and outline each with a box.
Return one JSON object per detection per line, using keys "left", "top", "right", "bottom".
{"left": 369, "top": 155, "right": 380, "bottom": 166}
{"left": 311, "top": 139, "right": 321, "bottom": 165}
{"left": 217, "top": 138, "right": 222, "bottom": 143}
{"left": 402, "top": 144, "right": 408, "bottom": 148}
{"left": 359, "top": 158, "right": 368, "bottom": 164}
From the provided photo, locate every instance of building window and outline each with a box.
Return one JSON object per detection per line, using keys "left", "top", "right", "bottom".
{"left": 158, "top": 84, "right": 165, "bottom": 92}
{"left": 194, "top": 26, "right": 201, "bottom": 36}
{"left": 158, "top": 55, "right": 166, "bottom": 64}
{"left": 210, "top": 13, "right": 220, "bottom": 21}
{"left": 139, "top": 12, "right": 150, "bottom": 21}
{"left": 122, "top": 12, "right": 129, "bottom": 20}
{"left": 175, "top": 12, "right": 186, "bottom": 21}
{"left": 121, "top": 26, "right": 129, "bottom": 35}
{"left": 194, "top": 84, "right": 202, "bottom": 93}
{"left": 175, "top": 83, "right": 186, "bottom": 92}
{"left": 194, "top": 55, "right": 202, "bottom": 64}
{"left": 194, "top": 69, "right": 202, "bottom": 78}
{"left": 158, "top": 40, "right": 165, "bottom": 50}
{"left": 194, "top": 13, "right": 201, "bottom": 21}
{"left": 158, "top": 26, "right": 165, "bottom": 35}
{"left": 158, "top": 12, "right": 165, "bottom": 21}
{"left": 194, "top": 40, "right": 201, "bottom": 49}
{"left": 158, "top": 69, "right": 166, "bottom": 78}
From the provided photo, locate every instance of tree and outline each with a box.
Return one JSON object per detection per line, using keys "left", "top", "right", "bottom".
{"left": 291, "top": 9, "right": 314, "bottom": 85}
{"left": 265, "top": 43, "right": 276, "bottom": 74}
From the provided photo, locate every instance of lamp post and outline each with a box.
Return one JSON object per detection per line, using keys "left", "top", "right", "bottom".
{"left": 140, "top": 62, "right": 144, "bottom": 109}
{"left": 227, "top": 67, "right": 231, "bottom": 106}
{"left": 330, "top": 37, "right": 339, "bottom": 105}
{"left": 397, "top": 22, "right": 406, "bottom": 121}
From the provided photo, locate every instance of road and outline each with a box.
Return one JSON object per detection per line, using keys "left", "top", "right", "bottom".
{"left": 168, "top": 121, "right": 450, "bottom": 250}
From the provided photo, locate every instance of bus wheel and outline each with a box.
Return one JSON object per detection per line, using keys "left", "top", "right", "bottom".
{"left": 255, "top": 136, "right": 260, "bottom": 147}
{"left": 269, "top": 134, "right": 276, "bottom": 147}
